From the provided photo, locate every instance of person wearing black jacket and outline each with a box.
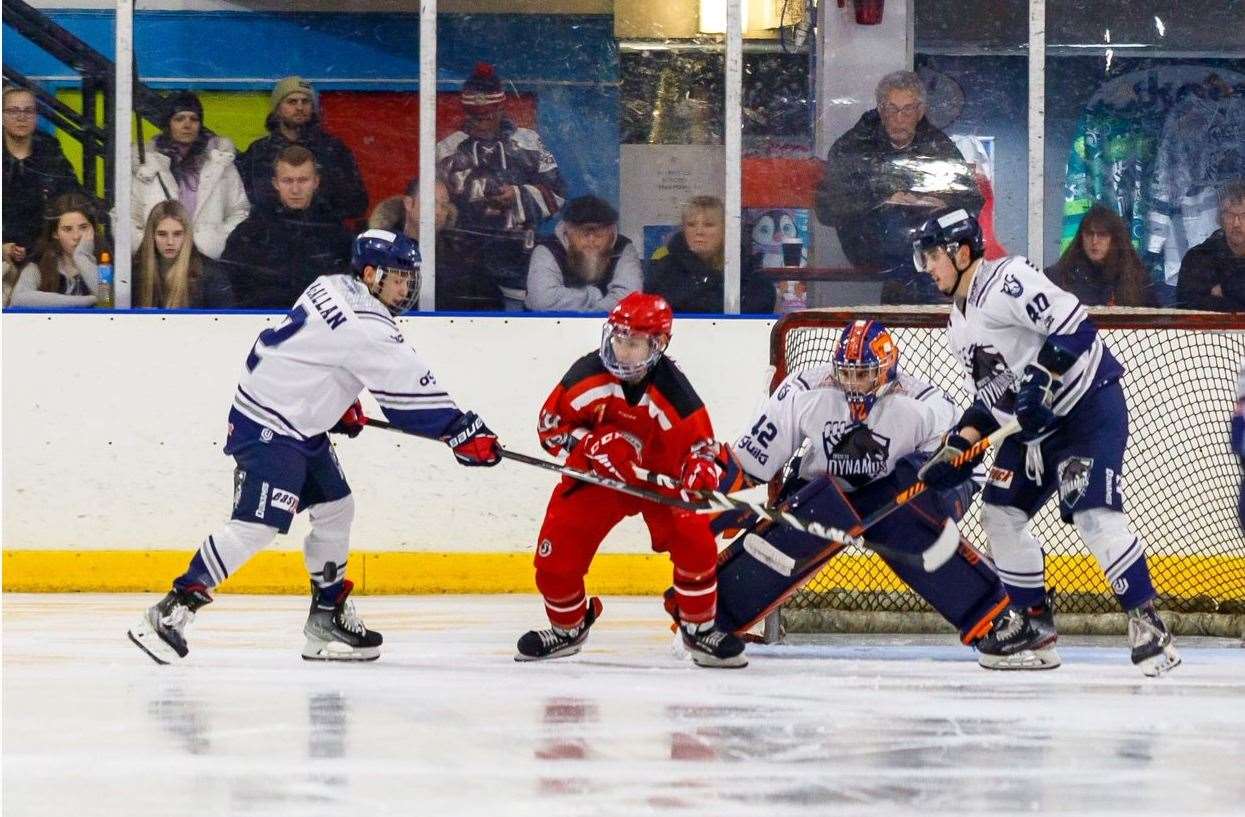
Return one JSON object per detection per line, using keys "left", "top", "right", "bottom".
{"left": 234, "top": 77, "right": 368, "bottom": 226}
{"left": 645, "top": 195, "right": 776, "bottom": 314}
{"left": 1175, "top": 183, "right": 1245, "bottom": 312}
{"left": 814, "top": 71, "right": 982, "bottom": 303}
{"left": 221, "top": 146, "right": 351, "bottom": 308}
{"left": 3, "top": 86, "right": 83, "bottom": 264}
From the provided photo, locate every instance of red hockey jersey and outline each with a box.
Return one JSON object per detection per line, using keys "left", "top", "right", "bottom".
{"left": 538, "top": 351, "right": 715, "bottom": 476}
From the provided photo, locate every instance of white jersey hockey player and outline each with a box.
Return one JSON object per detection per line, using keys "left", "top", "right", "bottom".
{"left": 128, "top": 229, "right": 502, "bottom": 665}
{"left": 913, "top": 207, "right": 1180, "bottom": 676}
{"left": 712, "top": 320, "right": 1012, "bottom": 647}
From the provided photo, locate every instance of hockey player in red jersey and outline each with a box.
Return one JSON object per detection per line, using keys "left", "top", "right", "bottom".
{"left": 516, "top": 292, "right": 746, "bottom": 667}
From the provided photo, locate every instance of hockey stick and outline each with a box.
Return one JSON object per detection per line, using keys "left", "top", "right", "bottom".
{"left": 362, "top": 416, "right": 944, "bottom": 567}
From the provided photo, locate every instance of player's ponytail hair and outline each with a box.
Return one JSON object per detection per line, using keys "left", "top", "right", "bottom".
{"left": 133, "top": 200, "right": 201, "bottom": 308}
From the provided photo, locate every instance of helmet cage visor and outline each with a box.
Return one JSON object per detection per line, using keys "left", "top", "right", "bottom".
{"left": 372, "top": 264, "right": 422, "bottom": 316}
{"left": 600, "top": 324, "right": 666, "bottom": 380}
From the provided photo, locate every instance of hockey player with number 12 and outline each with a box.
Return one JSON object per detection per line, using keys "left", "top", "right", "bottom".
{"left": 913, "top": 208, "right": 1180, "bottom": 675}
{"left": 128, "top": 229, "right": 503, "bottom": 665}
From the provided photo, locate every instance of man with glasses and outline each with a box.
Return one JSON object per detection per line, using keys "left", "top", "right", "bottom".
{"left": 2, "top": 85, "right": 82, "bottom": 269}
{"left": 1175, "top": 180, "right": 1245, "bottom": 311}
{"left": 814, "top": 70, "right": 982, "bottom": 304}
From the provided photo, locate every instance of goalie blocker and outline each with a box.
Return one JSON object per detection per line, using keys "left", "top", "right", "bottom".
{"left": 711, "top": 454, "right": 1009, "bottom": 644}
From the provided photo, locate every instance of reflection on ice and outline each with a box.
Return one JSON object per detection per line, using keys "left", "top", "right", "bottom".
{"left": 3, "top": 594, "right": 1242, "bottom": 817}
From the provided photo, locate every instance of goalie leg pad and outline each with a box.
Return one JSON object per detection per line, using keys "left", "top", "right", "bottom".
{"left": 853, "top": 474, "right": 1008, "bottom": 644}
{"left": 714, "top": 477, "right": 857, "bottom": 634}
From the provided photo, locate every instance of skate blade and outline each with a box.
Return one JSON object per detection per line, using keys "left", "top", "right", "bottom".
{"left": 513, "top": 643, "right": 583, "bottom": 662}
{"left": 127, "top": 612, "right": 183, "bottom": 665}
{"left": 690, "top": 652, "right": 748, "bottom": 669}
{"left": 1135, "top": 644, "right": 1182, "bottom": 677}
{"left": 978, "top": 646, "right": 1061, "bottom": 671}
{"left": 301, "top": 637, "right": 380, "bottom": 662}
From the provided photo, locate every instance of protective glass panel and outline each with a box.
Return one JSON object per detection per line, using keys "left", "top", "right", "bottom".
{"left": 3, "top": 4, "right": 117, "bottom": 309}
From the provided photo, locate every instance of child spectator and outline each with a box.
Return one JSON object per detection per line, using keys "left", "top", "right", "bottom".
{"left": 8, "top": 192, "right": 102, "bottom": 308}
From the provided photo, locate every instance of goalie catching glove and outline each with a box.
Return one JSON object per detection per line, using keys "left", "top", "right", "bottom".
{"left": 441, "top": 411, "right": 502, "bottom": 467}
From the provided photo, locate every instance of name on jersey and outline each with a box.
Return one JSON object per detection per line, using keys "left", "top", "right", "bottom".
{"left": 306, "top": 281, "right": 348, "bottom": 330}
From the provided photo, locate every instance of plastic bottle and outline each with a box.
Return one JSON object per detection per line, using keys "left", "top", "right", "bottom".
{"left": 97, "top": 251, "right": 114, "bottom": 308}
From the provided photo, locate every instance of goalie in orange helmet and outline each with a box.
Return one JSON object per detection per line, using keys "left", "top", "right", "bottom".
{"left": 516, "top": 292, "right": 746, "bottom": 668}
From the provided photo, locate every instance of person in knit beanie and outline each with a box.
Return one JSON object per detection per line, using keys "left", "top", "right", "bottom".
{"left": 234, "top": 76, "right": 367, "bottom": 225}
{"left": 435, "top": 62, "right": 566, "bottom": 309}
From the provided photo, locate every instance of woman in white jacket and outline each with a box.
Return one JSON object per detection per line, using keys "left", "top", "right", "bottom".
{"left": 131, "top": 91, "right": 249, "bottom": 259}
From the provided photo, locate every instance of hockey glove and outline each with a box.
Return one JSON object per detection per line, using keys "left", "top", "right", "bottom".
{"left": 1015, "top": 363, "right": 1059, "bottom": 437}
{"left": 329, "top": 400, "right": 366, "bottom": 438}
{"left": 442, "top": 411, "right": 502, "bottom": 467}
{"left": 918, "top": 432, "right": 977, "bottom": 490}
{"left": 575, "top": 429, "right": 643, "bottom": 484}
{"left": 681, "top": 440, "right": 725, "bottom": 492}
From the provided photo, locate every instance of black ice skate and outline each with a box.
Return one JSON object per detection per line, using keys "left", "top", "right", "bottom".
{"left": 515, "top": 597, "right": 603, "bottom": 662}
{"left": 680, "top": 620, "right": 748, "bottom": 668}
{"left": 128, "top": 584, "right": 213, "bottom": 665}
{"left": 302, "top": 580, "right": 382, "bottom": 662}
{"left": 1127, "top": 601, "right": 1181, "bottom": 677}
{"left": 975, "top": 593, "right": 1061, "bottom": 671}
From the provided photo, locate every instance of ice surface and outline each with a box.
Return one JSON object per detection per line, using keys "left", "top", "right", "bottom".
{"left": 3, "top": 594, "right": 1243, "bottom": 817}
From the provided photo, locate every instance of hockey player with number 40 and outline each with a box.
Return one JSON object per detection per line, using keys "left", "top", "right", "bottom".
{"left": 128, "top": 229, "right": 502, "bottom": 665}
{"left": 912, "top": 208, "right": 1180, "bottom": 676}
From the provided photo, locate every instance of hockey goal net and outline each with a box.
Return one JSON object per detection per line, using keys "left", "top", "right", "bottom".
{"left": 771, "top": 307, "right": 1245, "bottom": 636}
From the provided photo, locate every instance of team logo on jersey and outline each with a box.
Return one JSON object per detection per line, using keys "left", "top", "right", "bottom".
{"left": 776, "top": 383, "right": 792, "bottom": 401}
{"left": 1112, "top": 576, "right": 1129, "bottom": 595}
{"left": 260, "top": 428, "right": 274, "bottom": 443}
{"left": 1058, "top": 457, "right": 1094, "bottom": 510}
{"left": 966, "top": 345, "right": 1013, "bottom": 408}
{"left": 822, "top": 421, "right": 891, "bottom": 483}
{"left": 1002, "top": 274, "right": 1024, "bottom": 298}
{"left": 987, "top": 466, "right": 1014, "bottom": 489}
{"left": 538, "top": 539, "right": 553, "bottom": 557}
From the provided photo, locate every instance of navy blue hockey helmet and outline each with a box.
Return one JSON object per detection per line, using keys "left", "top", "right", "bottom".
{"left": 351, "top": 228, "right": 421, "bottom": 315}
{"left": 910, "top": 207, "right": 984, "bottom": 273}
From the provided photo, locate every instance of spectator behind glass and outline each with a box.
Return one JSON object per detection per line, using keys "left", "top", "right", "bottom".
{"left": 1176, "top": 180, "right": 1245, "bottom": 312}
{"left": 234, "top": 77, "right": 367, "bottom": 225}
{"left": 3, "top": 85, "right": 82, "bottom": 268}
{"left": 646, "top": 195, "right": 776, "bottom": 314}
{"left": 1046, "top": 203, "right": 1155, "bottom": 307}
{"left": 437, "top": 62, "right": 567, "bottom": 309}
{"left": 220, "top": 145, "right": 352, "bottom": 308}
{"left": 814, "top": 70, "right": 983, "bottom": 304}
{"left": 133, "top": 200, "right": 234, "bottom": 309}
{"left": 131, "top": 91, "right": 249, "bottom": 260}
{"left": 8, "top": 192, "right": 100, "bottom": 308}
{"left": 524, "top": 195, "right": 641, "bottom": 312}
{"left": 368, "top": 176, "right": 503, "bottom": 311}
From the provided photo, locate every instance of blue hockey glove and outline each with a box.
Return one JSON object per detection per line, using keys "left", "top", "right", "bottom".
{"left": 1231, "top": 410, "right": 1245, "bottom": 459}
{"left": 918, "top": 433, "right": 977, "bottom": 490}
{"left": 1015, "top": 364, "right": 1058, "bottom": 437}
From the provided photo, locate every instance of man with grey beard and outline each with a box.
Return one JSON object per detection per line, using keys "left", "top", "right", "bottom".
{"left": 524, "top": 195, "right": 642, "bottom": 312}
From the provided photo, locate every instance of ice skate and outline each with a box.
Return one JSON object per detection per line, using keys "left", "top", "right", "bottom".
{"left": 515, "top": 597, "right": 603, "bottom": 661}
{"left": 302, "top": 580, "right": 382, "bottom": 662}
{"left": 127, "top": 584, "right": 213, "bottom": 665}
{"left": 975, "top": 593, "right": 1061, "bottom": 670}
{"left": 680, "top": 619, "right": 747, "bottom": 668}
{"left": 1127, "top": 601, "right": 1181, "bottom": 677}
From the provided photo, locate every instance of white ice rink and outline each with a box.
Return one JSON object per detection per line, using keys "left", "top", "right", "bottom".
{"left": 3, "top": 594, "right": 1243, "bottom": 817}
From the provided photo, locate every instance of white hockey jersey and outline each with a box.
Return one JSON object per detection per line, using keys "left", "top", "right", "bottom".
{"left": 231, "top": 275, "right": 461, "bottom": 443}
{"left": 731, "top": 364, "right": 959, "bottom": 491}
{"left": 949, "top": 255, "right": 1121, "bottom": 425}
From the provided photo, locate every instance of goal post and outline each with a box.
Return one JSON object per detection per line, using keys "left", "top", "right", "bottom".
{"left": 767, "top": 306, "right": 1245, "bottom": 638}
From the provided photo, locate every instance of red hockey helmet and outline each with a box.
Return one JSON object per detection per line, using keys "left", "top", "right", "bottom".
{"left": 600, "top": 293, "right": 673, "bottom": 381}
